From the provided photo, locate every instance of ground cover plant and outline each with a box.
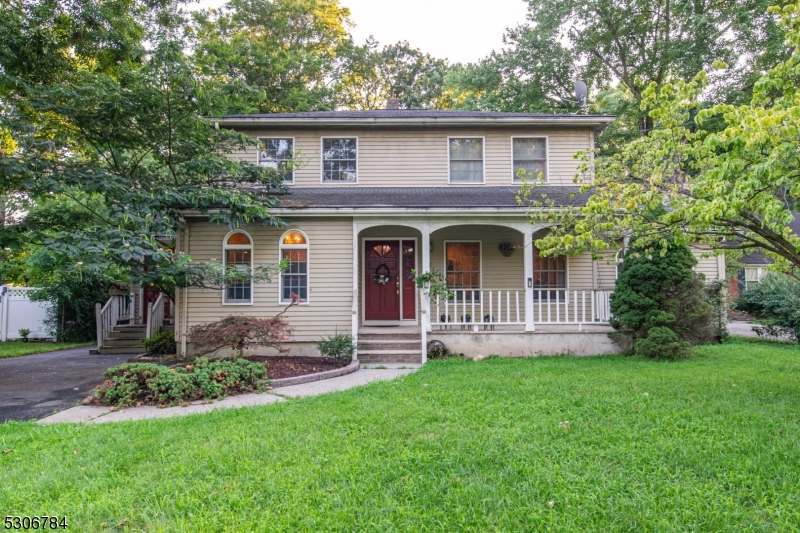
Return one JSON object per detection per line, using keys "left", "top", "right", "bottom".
{"left": 0, "top": 341, "right": 92, "bottom": 359}
{"left": 96, "top": 358, "right": 267, "bottom": 407}
{"left": 1, "top": 340, "right": 799, "bottom": 531}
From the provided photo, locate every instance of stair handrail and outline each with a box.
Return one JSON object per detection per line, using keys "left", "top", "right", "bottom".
{"left": 95, "top": 295, "right": 123, "bottom": 349}
{"left": 145, "top": 293, "right": 166, "bottom": 339}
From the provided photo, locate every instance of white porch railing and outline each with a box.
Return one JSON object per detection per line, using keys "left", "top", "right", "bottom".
{"left": 95, "top": 295, "right": 132, "bottom": 349}
{"left": 434, "top": 289, "right": 525, "bottom": 327}
{"left": 145, "top": 293, "right": 166, "bottom": 339}
{"left": 431, "top": 289, "right": 614, "bottom": 329}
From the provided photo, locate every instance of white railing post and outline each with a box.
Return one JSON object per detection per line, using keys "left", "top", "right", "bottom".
{"left": 95, "top": 302, "right": 103, "bottom": 348}
{"left": 420, "top": 289, "right": 427, "bottom": 363}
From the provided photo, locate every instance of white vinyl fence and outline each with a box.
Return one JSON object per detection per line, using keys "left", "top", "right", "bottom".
{"left": 0, "top": 286, "right": 53, "bottom": 341}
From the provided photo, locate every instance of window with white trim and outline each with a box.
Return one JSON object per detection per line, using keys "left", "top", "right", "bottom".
{"left": 258, "top": 138, "right": 294, "bottom": 183}
{"left": 512, "top": 138, "right": 547, "bottom": 182}
{"left": 533, "top": 245, "right": 566, "bottom": 300}
{"left": 449, "top": 138, "right": 484, "bottom": 182}
{"left": 322, "top": 138, "right": 357, "bottom": 182}
{"left": 223, "top": 231, "right": 253, "bottom": 304}
{"left": 445, "top": 241, "right": 481, "bottom": 302}
{"left": 280, "top": 231, "right": 308, "bottom": 302}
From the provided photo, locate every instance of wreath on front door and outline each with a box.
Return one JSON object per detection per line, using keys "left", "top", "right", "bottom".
{"left": 373, "top": 264, "right": 393, "bottom": 285}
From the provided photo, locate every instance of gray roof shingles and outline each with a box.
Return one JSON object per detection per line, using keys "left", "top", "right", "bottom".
{"left": 272, "top": 186, "right": 590, "bottom": 209}
{"left": 222, "top": 110, "right": 615, "bottom": 121}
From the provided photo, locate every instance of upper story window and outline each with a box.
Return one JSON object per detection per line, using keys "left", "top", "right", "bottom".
{"left": 512, "top": 138, "right": 547, "bottom": 182}
{"left": 280, "top": 230, "right": 309, "bottom": 303}
{"left": 259, "top": 138, "right": 294, "bottom": 183}
{"left": 449, "top": 137, "right": 484, "bottom": 183}
{"left": 322, "top": 138, "right": 357, "bottom": 182}
{"left": 223, "top": 231, "right": 253, "bottom": 304}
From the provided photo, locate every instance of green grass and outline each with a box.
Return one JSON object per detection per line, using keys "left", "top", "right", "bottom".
{"left": 1, "top": 340, "right": 799, "bottom": 532}
{"left": 0, "top": 341, "right": 93, "bottom": 359}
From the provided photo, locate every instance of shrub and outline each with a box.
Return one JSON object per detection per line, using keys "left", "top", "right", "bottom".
{"left": 633, "top": 326, "right": 691, "bottom": 360}
{"left": 140, "top": 331, "right": 176, "bottom": 355}
{"left": 188, "top": 313, "right": 293, "bottom": 358}
{"left": 735, "top": 273, "right": 800, "bottom": 342}
{"left": 316, "top": 332, "right": 356, "bottom": 362}
{"left": 96, "top": 358, "right": 267, "bottom": 406}
{"left": 610, "top": 243, "right": 715, "bottom": 357}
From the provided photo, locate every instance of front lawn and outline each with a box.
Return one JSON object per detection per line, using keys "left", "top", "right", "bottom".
{"left": 1, "top": 339, "right": 799, "bottom": 531}
{"left": 0, "top": 341, "right": 93, "bottom": 359}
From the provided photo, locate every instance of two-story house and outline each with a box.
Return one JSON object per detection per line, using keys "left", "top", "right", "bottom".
{"left": 168, "top": 104, "right": 725, "bottom": 362}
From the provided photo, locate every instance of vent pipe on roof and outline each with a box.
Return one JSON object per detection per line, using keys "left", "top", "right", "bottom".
{"left": 385, "top": 96, "right": 400, "bottom": 110}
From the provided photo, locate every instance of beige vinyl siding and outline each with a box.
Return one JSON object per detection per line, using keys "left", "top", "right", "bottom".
{"left": 183, "top": 217, "right": 353, "bottom": 342}
{"left": 594, "top": 249, "right": 620, "bottom": 290}
{"left": 231, "top": 127, "right": 592, "bottom": 187}
{"left": 691, "top": 244, "right": 724, "bottom": 280}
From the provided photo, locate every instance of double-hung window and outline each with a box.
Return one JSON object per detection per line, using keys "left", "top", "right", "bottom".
{"left": 512, "top": 138, "right": 547, "bottom": 182}
{"left": 449, "top": 138, "right": 484, "bottom": 183}
{"left": 223, "top": 231, "right": 253, "bottom": 304}
{"left": 259, "top": 138, "right": 294, "bottom": 183}
{"left": 280, "top": 230, "right": 309, "bottom": 303}
{"left": 322, "top": 138, "right": 357, "bottom": 182}
{"left": 533, "top": 245, "right": 566, "bottom": 300}
{"left": 445, "top": 241, "right": 481, "bottom": 303}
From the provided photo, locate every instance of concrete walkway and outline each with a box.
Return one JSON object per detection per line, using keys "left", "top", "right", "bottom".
{"left": 38, "top": 366, "right": 420, "bottom": 425}
{"left": 0, "top": 346, "right": 130, "bottom": 423}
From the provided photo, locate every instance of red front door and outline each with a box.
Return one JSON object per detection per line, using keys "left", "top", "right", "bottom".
{"left": 365, "top": 241, "right": 401, "bottom": 320}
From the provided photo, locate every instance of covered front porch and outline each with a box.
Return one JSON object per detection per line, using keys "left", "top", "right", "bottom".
{"left": 352, "top": 216, "right": 619, "bottom": 362}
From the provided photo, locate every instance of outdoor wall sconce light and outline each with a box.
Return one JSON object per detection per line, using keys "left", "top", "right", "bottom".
{"left": 527, "top": 278, "right": 533, "bottom": 288}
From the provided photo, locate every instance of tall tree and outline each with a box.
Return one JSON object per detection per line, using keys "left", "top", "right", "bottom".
{"left": 447, "top": 0, "right": 790, "bottom": 139}
{"left": 190, "top": 0, "right": 352, "bottom": 113}
{"left": 0, "top": 7, "right": 287, "bottom": 298}
{"left": 525, "top": 3, "right": 800, "bottom": 274}
{"left": 338, "top": 38, "right": 451, "bottom": 110}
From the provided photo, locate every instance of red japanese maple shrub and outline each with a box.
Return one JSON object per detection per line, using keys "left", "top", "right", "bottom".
{"left": 188, "top": 299, "right": 296, "bottom": 357}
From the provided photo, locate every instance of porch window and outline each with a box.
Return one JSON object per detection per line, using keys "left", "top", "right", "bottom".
{"left": 533, "top": 246, "right": 566, "bottom": 299}
{"left": 322, "top": 138, "right": 357, "bottom": 182}
{"left": 445, "top": 241, "right": 481, "bottom": 302}
{"left": 258, "top": 138, "right": 294, "bottom": 183}
{"left": 512, "top": 138, "right": 547, "bottom": 182}
{"left": 280, "top": 230, "right": 308, "bottom": 303}
{"left": 223, "top": 231, "right": 253, "bottom": 304}
{"left": 449, "top": 138, "right": 484, "bottom": 183}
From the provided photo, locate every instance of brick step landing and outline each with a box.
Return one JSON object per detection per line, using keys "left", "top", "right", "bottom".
{"left": 358, "top": 330, "right": 422, "bottom": 364}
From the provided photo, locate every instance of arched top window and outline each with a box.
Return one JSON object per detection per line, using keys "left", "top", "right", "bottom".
{"left": 279, "top": 230, "right": 309, "bottom": 303}
{"left": 223, "top": 231, "right": 253, "bottom": 304}
{"left": 282, "top": 231, "right": 307, "bottom": 246}
{"left": 227, "top": 232, "right": 252, "bottom": 246}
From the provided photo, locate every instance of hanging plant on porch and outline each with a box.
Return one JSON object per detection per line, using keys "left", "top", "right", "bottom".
{"left": 412, "top": 269, "right": 454, "bottom": 300}
{"left": 373, "top": 264, "right": 393, "bottom": 285}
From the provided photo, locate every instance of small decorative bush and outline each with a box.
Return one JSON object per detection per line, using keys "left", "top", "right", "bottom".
{"left": 316, "top": 332, "right": 356, "bottom": 362}
{"left": 633, "top": 326, "right": 691, "bottom": 360}
{"left": 96, "top": 358, "right": 267, "bottom": 406}
{"left": 188, "top": 312, "right": 293, "bottom": 358}
{"left": 18, "top": 328, "right": 31, "bottom": 341}
{"left": 141, "top": 331, "right": 176, "bottom": 355}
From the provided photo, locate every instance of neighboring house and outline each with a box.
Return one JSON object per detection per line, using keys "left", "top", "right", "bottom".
{"left": 164, "top": 103, "right": 725, "bottom": 362}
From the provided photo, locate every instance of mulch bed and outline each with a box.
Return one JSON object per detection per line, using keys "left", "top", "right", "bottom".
{"left": 244, "top": 356, "right": 348, "bottom": 380}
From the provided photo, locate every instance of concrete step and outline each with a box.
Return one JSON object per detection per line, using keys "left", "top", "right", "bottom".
{"left": 107, "top": 331, "right": 146, "bottom": 339}
{"left": 358, "top": 333, "right": 422, "bottom": 341}
{"left": 103, "top": 338, "right": 145, "bottom": 348}
{"left": 96, "top": 347, "right": 145, "bottom": 355}
{"left": 359, "top": 351, "right": 422, "bottom": 364}
{"left": 359, "top": 341, "right": 422, "bottom": 351}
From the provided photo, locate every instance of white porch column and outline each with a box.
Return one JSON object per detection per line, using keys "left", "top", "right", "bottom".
{"left": 352, "top": 220, "right": 359, "bottom": 361}
{"left": 421, "top": 222, "right": 431, "bottom": 334}
{"left": 524, "top": 226, "right": 535, "bottom": 332}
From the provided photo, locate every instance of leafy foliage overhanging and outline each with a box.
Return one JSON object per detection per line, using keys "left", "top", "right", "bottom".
{"left": 524, "top": 3, "right": 800, "bottom": 273}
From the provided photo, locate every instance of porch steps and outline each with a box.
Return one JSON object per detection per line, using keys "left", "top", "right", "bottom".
{"left": 358, "top": 331, "right": 422, "bottom": 364}
{"left": 96, "top": 324, "right": 146, "bottom": 355}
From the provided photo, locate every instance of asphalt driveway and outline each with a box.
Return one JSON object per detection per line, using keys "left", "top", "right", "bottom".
{"left": 0, "top": 347, "right": 129, "bottom": 423}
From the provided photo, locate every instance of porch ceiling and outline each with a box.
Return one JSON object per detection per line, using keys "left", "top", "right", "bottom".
{"left": 274, "top": 187, "right": 591, "bottom": 209}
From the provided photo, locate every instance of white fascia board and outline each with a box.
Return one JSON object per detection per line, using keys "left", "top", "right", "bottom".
{"left": 215, "top": 117, "right": 616, "bottom": 128}
{"left": 182, "top": 207, "right": 564, "bottom": 218}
